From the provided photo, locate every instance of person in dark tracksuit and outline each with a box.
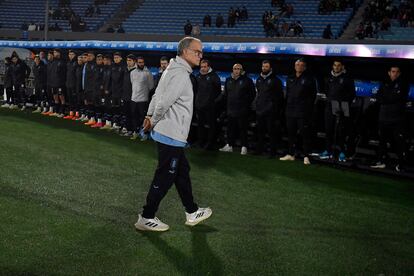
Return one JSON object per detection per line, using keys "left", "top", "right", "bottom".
{"left": 42, "top": 51, "right": 54, "bottom": 114}
{"left": 90, "top": 54, "right": 105, "bottom": 128}
{"left": 110, "top": 52, "right": 125, "bottom": 130}
{"left": 254, "top": 60, "right": 283, "bottom": 157}
{"left": 280, "top": 58, "right": 317, "bottom": 165}
{"left": 370, "top": 66, "right": 409, "bottom": 172}
{"left": 120, "top": 54, "right": 136, "bottom": 136}
{"left": 195, "top": 59, "right": 221, "bottom": 150}
{"left": 48, "top": 49, "right": 66, "bottom": 116}
{"left": 319, "top": 60, "right": 355, "bottom": 162}
{"left": 135, "top": 37, "right": 212, "bottom": 232}
{"left": 149, "top": 56, "right": 169, "bottom": 100}
{"left": 219, "top": 63, "right": 255, "bottom": 155}
{"left": 100, "top": 55, "right": 113, "bottom": 129}
{"left": 64, "top": 50, "right": 78, "bottom": 119}
{"left": 82, "top": 51, "right": 97, "bottom": 124}
{"left": 31, "top": 55, "right": 47, "bottom": 113}
{"left": 73, "top": 55, "right": 84, "bottom": 120}
{"left": 10, "top": 54, "right": 31, "bottom": 109}
{"left": 1, "top": 57, "right": 13, "bottom": 108}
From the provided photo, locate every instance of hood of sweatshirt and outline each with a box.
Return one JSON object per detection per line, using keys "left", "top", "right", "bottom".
{"left": 167, "top": 56, "right": 193, "bottom": 75}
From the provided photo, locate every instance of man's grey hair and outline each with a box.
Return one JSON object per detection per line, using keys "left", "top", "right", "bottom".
{"left": 177, "top": 37, "right": 201, "bottom": 56}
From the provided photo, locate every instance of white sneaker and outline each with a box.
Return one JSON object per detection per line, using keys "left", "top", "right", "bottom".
{"left": 134, "top": 214, "right": 169, "bottom": 232}
{"left": 370, "top": 162, "right": 386, "bottom": 169}
{"left": 32, "top": 107, "right": 42, "bottom": 113}
{"left": 241, "top": 146, "right": 247, "bottom": 155}
{"left": 20, "top": 105, "right": 26, "bottom": 111}
{"left": 279, "top": 154, "right": 295, "bottom": 161}
{"left": 219, "top": 144, "right": 233, "bottom": 152}
{"left": 185, "top": 207, "right": 212, "bottom": 226}
{"left": 304, "top": 157, "right": 311, "bottom": 165}
{"left": 1, "top": 103, "right": 10, "bottom": 108}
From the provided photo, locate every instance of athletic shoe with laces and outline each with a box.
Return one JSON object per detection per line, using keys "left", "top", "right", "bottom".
{"left": 32, "top": 107, "right": 42, "bottom": 113}
{"left": 241, "top": 146, "right": 248, "bottom": 155}
{"left": 304, "top": 156, "right": 311, "bottom": 165}
{"left": 130, "top": 132, "right": 139, "bottom": 140}
{"left": 91, "top": 122, "right": 104, "bottom": 128}
{"left": 338, "top": 152, "right": 346, "bottom": 162}
{"left": 319, "top": 150, "right": 332, "bottom": 160}
{"left": 185, "top": 207, "right": 212, "bottom": 226}
{"left": 279, "top": 154, "right": 295, "bottom": 161}
{"left": 1, "top": 103, "right": 10, "bottom": 108}
{"left": 134, "top": 214, "right": 169, "bottom": 232}
{"left": 20, "top": 105, "right": 26, "bottom": 111}
{"left": 10, "top": 104, "right": 19, "bottom": 110}
{"left": 219, "top": 144, "right": 233, "bottom": 152}
{"left": 370, "top": 161, "right": 386, "bottom": 169}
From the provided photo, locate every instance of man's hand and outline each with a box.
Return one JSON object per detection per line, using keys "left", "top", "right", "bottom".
{"left": 142, "top": 116, "right": 152, "bottom": 132}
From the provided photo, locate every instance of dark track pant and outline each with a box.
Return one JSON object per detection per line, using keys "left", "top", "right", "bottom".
{"left": 196, "top": 109, "right": 216, "bottom": 148}
{"left": 227, "top": 114, "right": 248, "bottom": 147}
{"left": 130, "top": 101, "right": 148, "bottom": 132}
{"left": 256, "top": 112, "right": 278, "bottom": 155}
{"left": 286, "top": 116, "right": 312, "bottom": 157}
{"left": 377, "top": 121, "right": 407, "bottom": 164}
{"left": 142, "top": 142, "right": 198, "bottom": 219}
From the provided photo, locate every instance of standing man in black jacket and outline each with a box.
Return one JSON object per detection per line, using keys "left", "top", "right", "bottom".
{"left": 370, "top": 66, "right": 409, "bottom": 172}
{"left": 83, "top": 51, "right": 97, "bottom": 125}
{"left": 48, "top": 49, "right": 66, "bottom": 117}
{"left": 120, "top": 54, "right": 136, "bottom": 136}
{"left": 195, "top": 59, "right": 221, "bottom": 150}
{"left": 31, "top": 55, "right": 47, "bottom": 113}
{"left": 254, "top": 60, "right": 283, "bottom": 157}
{"left": 319, "top": 60, "right": 355, "bottom": 162}
{"left": 219, "top": 63, "right": 255, "bottom": 155}
{"left": 280, "top": 58, "right": 317, "bottom": 165}
{"left": 64, "top": 50, "right": 78, "bottom": 119}
{"left": 10, "top": 53, "right": 31, "bottom": 110}
{"left": 100, "top": 54, "right": 113, "bottom": 129}
{"left": 110, "top": 52, "right": 125, "bottom": 131}
{"left": 90, "top": 53, "right": 105, "bottom": 128}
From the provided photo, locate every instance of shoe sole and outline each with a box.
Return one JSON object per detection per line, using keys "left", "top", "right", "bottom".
{"left": 185, "top": 211, "right": 213, "bottom": 226}
{"left": 134, "top": 223, "right": 169, "bottom": 232}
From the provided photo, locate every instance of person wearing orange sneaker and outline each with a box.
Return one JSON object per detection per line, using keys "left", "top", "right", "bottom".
{"left": 91, "top": 54, "right": 105, "bottom": 128}
{"left": 32, "top": 55, "right": 47, "bottom": 114}
{"left": 48, "top": 49, "right": 67, "bottom": 117}
{"left": 83, "top": 51, "right": 97, "bottom": 126}
{"left": 42, "top": 51, "right": 54, "bottom": 115}
{"left": 100, "top": 55, "right": 113, "bottom": 129}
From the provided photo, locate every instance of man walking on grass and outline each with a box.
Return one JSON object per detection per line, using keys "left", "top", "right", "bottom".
{"left": 135, "top": 37, "right": 212, "bottom": 232}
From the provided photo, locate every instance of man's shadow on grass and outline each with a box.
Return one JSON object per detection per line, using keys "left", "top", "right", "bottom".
{"left": 140, "top": 225, "right": 223, "bottom": 275}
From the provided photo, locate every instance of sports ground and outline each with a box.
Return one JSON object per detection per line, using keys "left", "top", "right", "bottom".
{"left": 0, "top": 108, "right": 413, "bottom": 275}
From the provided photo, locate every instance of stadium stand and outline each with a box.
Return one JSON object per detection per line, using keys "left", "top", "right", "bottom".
{"left": 122, "top": 0, "right": 358, "bottom": 38}
{"left": 0, "top": 0, "right": 127, "bottom": 32}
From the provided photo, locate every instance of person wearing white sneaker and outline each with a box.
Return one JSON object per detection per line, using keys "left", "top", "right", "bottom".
{"left": 240, "top": 146, "right": 248, "bottom": 155}
{"left": 303, "top": 156, "right": 311, "bottom": 165}
{"left": 285, "top": 58, "right": 316, "bottom": 165}
{"left": 217, "top": 63, "right": 255, "bottom": 156}
{"left": 279, "top": 154, "right": 295, "bottom": 161}
{"left": 137, "top": 37, "right": 212, "bottom": 231}
{"left": 2, "top": 57, "right": 13, "bottom": 109}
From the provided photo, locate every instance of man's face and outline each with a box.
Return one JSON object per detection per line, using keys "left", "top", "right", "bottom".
{"left": 82, "top": 55, "right": 87, "bottom": 63}
{"left": 295, "top": 61, "right": 306, "bottom": 74}
{"left": 12, "top": 57, "right": 18, "bottom": 64}
{"left": 137, "top": 58, "right": 145, "bottom": 69}
{"left": 47, "top": 53, "right": 53, "bottom": 61}
{"left": 332, "top": 61, "right": 344, "bottom": 73}
{"left": 39, "top": 51, "right": 45, "bottom": 59}
{"left": 388, "top": 67, "right": 401, "bottom": 81}
{"left": 34, "top": 57, "right": 40, "bottom": 65}
{"left": 104, "top": 58, "right": 112, "bottom": 66}
{"left": 126, "top": 58, "right": 135, "bottom": 68}
{"left": 261, "top": 63, "right": 271, "bottom": 74}
{"left": 199, "top": 62, "right": 210, "bottom": 74}
{"left": 87, "top": 53, "right": 95, "bottom": 62}
{"left": 232, "top": 64, "right": 243, "bottom": 77}
{"left": 53, "top": 51, "right": 60, "bottom": 59}
{"left": 96, "top": 56, "right": 103, "bottom": 65}
{"left": 68, "top": 52, "right": 76, "bottom": 61}
{"left": 114, "top": 55, "right": 122, "bottom": 64}
{"left": 77, "top": 56, "right": 83, "bottom": 65}
{"left": 183, "top": 40, "right": 203, "bottom": 68}
{"left": 160, "top": 60, "right": 169, "bottom": 70}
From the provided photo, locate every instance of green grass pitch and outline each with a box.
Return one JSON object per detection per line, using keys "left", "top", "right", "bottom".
{"left": 0, "top": 109, "right": 413, "bottom": 275}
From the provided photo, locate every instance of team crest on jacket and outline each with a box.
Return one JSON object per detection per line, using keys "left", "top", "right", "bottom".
{"left": 207, "top": 76, "right": 210, "bottom": 80}
{"left": 301, "top": 79, "right": 305, "bottom": 85}
{"left": 340, "top": 78, "right": 344, "bottom": 84}
{"left": 267, "top": 79, "right": 271, "bottom": 84}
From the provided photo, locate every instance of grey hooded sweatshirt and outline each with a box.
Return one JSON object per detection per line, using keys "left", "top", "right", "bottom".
{"left": 147, "top": 56, "right": 193, "bottom": 143}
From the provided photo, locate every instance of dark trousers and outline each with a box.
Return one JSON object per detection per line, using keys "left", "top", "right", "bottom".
{"left": 286, "top": 116, "right": 312, "bottom": 157}
{"left": 324, "top": 106, "right": 351, "bottom": 155}
{"left": 196, "top": 108, "right": 217, "bottom": 148}
{"left": 5, "top": 87, "right": 12, "bottom": 103}
{"left": 130, "top": 101, "right": 148, "bottom": 132}
{"left": 13, "top": 84, "right": 25, "bottom": 105}
{"left": 66, "top": 87, "right": 78, "bottom": 111}
{"left": 256, "top": 112, "right": 278, "bottom": 154}
{"left": 227, "top": 114, "right": 248, "bottom": 147}
{"left": 121, "top": 99, "right": 131, "bottom": 130}
{"left": 142, "top": 142, "right": 198, "bottom": 219}
{"left": 377, "top": 121, "right": 407, "bottom": 164}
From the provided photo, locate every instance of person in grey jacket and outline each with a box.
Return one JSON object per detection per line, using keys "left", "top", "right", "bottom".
{"left": 135, "top": 37, "right": 212, "bottom": 232}
{"left": 129, "top": 56, "right": 154, "bottom": 140}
